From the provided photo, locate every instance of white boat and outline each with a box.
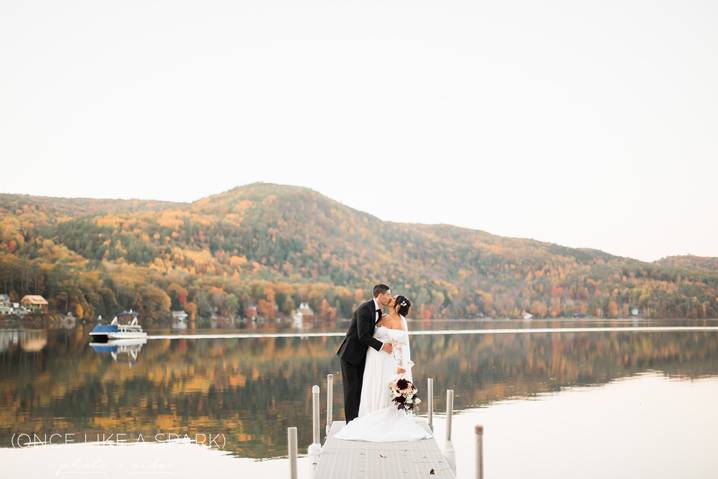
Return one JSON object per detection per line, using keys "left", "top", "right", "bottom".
{"left": 89, "top": 311, "right": 147, "bottom": 342}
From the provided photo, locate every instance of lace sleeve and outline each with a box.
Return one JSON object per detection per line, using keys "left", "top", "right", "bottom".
{"left": 393, "top": 340, "right": 404, "bottom": 368}
{"left": 399, "top": 316, "right": 414, "bottom": 370}
{"left": 391, "top": 331, "right": 408, "bottom": 369}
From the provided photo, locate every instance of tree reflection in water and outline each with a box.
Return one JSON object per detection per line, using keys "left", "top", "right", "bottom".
{"left": 1, "top": 326, "right": 717, "bottom": 458}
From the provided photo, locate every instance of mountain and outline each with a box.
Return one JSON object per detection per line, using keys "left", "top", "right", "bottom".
{"left": 655, "top": 256, "right": 718, "bottom": 277}
{"left": 1, "top": 183, "right": 716, "bottom": 321}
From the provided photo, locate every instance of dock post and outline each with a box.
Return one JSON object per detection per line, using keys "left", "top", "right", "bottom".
{"left": 326, "top": 374, "right": 333, "bottom": 435}
{"left": 427, "top": 377, "right": 434, "bottom": 431}
{"left": 475, "top": 425, "right": 484, "bottom": 479}
{"left": 312, "top": 385, "right": 320, "bottom": 446}
{"left": 307, "top": 384, "right": 322, "bottom": 459}
{"left": 446, "top": 389, "right": 454, "bottom": 442}
{"left": 288, "top": 427, "right": 298, "bottom": 479}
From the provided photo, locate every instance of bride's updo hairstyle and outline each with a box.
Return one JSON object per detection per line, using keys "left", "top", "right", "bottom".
{"left": 394, "top": 295, "right": 411, "bottom": 316}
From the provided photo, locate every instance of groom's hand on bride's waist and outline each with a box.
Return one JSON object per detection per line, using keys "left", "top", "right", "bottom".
{"left": 381, "top": 342, "right": 393, "bottom": 354}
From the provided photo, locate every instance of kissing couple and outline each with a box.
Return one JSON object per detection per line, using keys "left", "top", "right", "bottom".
{"left": 334, "top": 284, "right": 432, "bottom": 442}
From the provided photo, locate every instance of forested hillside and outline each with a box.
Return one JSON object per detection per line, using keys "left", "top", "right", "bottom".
{"left": 1, "top": 183, "right": 716, "bottom": 321}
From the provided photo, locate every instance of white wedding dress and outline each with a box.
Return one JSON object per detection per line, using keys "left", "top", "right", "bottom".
{"left": 334, "top": 316, "right": 432, "bottom": 442}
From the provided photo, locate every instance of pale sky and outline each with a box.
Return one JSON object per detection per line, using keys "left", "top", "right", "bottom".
{"left": 2, "top": 0, "right": 717, "bottom": 262}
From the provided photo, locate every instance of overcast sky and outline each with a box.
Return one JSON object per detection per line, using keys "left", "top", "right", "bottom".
{"left": 2, "top": 0, "right": 716, "bottom": 262}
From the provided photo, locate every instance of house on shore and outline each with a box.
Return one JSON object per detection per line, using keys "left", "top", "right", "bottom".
{"left": 21, "top": 295, "right": 49, "bottom": 314}
{"left": 298, "top": 302, "right": 314, "bottom": 317}
{"left": 0, "top": 294, "right": 11, "bottom": 314}
{"left": 292, "top": 302, "right": 315, "bottom": 328}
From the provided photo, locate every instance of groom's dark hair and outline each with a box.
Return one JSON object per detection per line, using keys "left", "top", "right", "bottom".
{"left": 373, "top": 284, "right": 390, "bottom": 297}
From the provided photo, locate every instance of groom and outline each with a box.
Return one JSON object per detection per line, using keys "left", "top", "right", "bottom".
{"left": 336, "top": 284, "right": 394, "bottom": 422}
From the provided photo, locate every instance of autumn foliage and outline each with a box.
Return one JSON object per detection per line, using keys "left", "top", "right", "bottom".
{"left": 0, "top": 184, "right": 717, "bottom": 321}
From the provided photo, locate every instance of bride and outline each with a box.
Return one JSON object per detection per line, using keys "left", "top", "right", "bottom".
{"left": 334, "top": 295, "right": 432, "bottom": 442}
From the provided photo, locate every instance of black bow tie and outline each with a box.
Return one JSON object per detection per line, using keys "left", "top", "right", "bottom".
{"left": 375, "top": 308, "right": 382, "bottom": 321}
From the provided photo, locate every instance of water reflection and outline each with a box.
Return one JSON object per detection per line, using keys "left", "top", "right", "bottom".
{"left": 0, "top": 329, "right": 48, "bottom": 353}
{"left": 89, "top": 339, "right": 147, "bottom": 366}
{"left": 1, "top": 322, "right": 717, "bottom": 461}
{"left": 432, "top": 372, "right": 718, "bottom": 478}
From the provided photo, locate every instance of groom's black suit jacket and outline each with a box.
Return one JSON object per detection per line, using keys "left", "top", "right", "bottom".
{"left": 336, "top": 299, "right": 384, "bottom": 365}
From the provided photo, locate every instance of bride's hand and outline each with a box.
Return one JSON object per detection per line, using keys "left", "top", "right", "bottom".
{"left": 396, "top": 367, "right": 406, "bottom": 374}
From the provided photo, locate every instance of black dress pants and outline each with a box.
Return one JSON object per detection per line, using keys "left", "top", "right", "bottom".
{"left": 340, "top": 357, "right": 365, "bottom": 423}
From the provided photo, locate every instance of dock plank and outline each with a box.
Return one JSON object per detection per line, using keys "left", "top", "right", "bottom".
{"left": 315, "top": 420, "right": 455, "bottom": 479}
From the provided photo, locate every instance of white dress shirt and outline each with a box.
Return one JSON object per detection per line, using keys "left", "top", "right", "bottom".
{"left": 373, "top": 297, "right": 382, "bottom": 322}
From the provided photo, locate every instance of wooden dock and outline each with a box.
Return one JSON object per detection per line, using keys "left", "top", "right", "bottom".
{"left": 314, "top": 420, "right": 455, "bottom": 479}
{"left": 287, "top": 377, "right": 483, "bottom": 479}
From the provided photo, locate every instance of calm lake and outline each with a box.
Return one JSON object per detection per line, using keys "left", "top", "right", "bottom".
{"left": 1, "top": 318, "right": 717, "bottom": 478}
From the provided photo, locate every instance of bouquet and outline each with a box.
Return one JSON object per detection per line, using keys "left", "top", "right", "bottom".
{"left": 389, "top": 376, "right": 421, "bottom": 412}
